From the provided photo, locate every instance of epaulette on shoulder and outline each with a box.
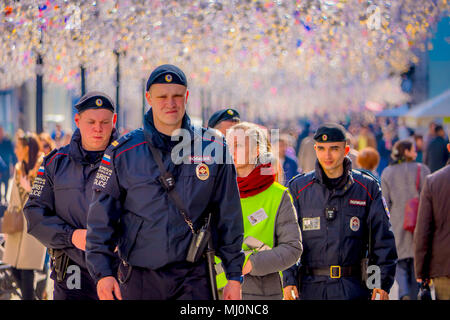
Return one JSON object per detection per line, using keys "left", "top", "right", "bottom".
{"left": 44, "top": 148, "right": 59, "bottom": 162}
{"left": 290, "top": 172, "right": 306, "bottom": 182}
{"left": 203, "top": 126, "right": 224, "bottom": 139}
{"left": 352, "top": 168, "right": 380, "bottom": 187}
{"left": 108, "top": 129, "right": 142, "bottom": 151}
{"left": 44, "top": 146, "right": 69, "bottom": 167}
{"left": 194, "top": 125, "right": 226, "bottom": 147}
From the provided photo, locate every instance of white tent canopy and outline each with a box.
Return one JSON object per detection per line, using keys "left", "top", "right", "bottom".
{"left": 405, "top": 89, "right": 450, "bottom": 118}
{"left": 376, "top": 104, "right": 410, "bottom": 117}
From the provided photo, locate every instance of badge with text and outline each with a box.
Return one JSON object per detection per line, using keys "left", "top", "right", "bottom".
{"left": 349, "top": 199, "right": 366, "bottom": 206}
{"left": 350, "top": 216, "right": 360, "bottom": 232}
{"left": 302, "top": 217, "right": 320, "bottom": 231}
{"left": 247, "top": 208, "right": 269, "bottom": 226}
{"left": 195, "top": 163, "right": 209, "bottom": 181}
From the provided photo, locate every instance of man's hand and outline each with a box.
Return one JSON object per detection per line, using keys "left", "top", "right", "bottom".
{"left": 242, "top": 260, "right": 252, "bottom": 275}
{"left": 223, "top": 280, "right": 242, "bottom": 300}
{"left": 283, "top": 285, "right": 299, "bottom": 300}
{"left": 72, "top": 229, "right": 87, "bottom": 251}
{"left": 371, "top": 288, "right": 389, "bottom": 300}
{"left": 97, "top": 276, "right": 122, "bottom": 300}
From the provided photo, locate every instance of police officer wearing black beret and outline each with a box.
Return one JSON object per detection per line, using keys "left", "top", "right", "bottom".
{"left": 85, "top": 64, "right": 245, "bottom": 300}
{"left": 283, "top": 123, "right": 397, "bottom": 300}
{"left": 24, "top": 91, "right": 119, "bottom": 300}
{"left": 208, "top": 108, "right": 241, "bottom": 136}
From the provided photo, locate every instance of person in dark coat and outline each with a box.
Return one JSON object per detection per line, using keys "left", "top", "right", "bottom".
{"left": 85, "top": 65, "right": 245, "bottom": 300}
{"left": 283, "top": 123, "right": 397, "bottom": 300}
{"left": 0, "top": 126, "right": 16, "bottom": 202}
{"left": 23, "top": 92, "right": 119, "bottom": 300}
{"left": 414, "top": 142, "right": 450, "bottom": 300}
{"left": 425, "top": 125, "right": 449, "bottom": 173}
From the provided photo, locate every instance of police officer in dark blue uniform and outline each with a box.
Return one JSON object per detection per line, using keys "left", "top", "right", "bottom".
{"left": 23, "top": 92, "right": 119, "bottom": 300}
{"left": 208, "top": 108, "right": 241, "bottom": 136}
{"left": 283, "top": 123, "right": 397, "bottom": 300}
{"left": 85, "top": 64, "right": 245, "bottom": 300}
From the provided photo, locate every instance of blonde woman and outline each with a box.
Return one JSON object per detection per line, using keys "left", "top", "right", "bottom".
{"left": 216, "top": 121, "right": 302, "bottom": 299}
{"left": 2, "top": 132, "right": 47, "bottom": 300}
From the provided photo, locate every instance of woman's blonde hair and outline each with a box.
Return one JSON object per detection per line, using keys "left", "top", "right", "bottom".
{"left": 226, "top": 121, "right": 284, "bottom": 182}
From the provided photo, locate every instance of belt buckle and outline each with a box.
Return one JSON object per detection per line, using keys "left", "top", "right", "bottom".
{"left": 330, "top": 265, "right": 341, "bottom": 279}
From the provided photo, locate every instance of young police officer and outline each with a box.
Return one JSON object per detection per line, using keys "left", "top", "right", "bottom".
{"left": 283, "top": 123, "right": 397, "bottom": 300}
{"left": 23, "top": 92, "right": 119, "bottom": 300}
{"left": 85, "top": 64, "right": 245, "bottom": 300}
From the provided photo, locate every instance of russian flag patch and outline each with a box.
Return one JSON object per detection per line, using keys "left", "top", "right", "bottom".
{"left": 102, "top": 154, "right": 111, "bottom": 165}
{"left": 37, "top": 166, "right": 45, "bottom": 175}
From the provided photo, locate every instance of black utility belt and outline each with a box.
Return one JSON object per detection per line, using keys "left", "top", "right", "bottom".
{"left": 301, "top": 265, "right": 361, "bottom": 279}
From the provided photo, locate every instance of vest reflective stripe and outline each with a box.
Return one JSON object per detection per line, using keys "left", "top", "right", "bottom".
{"left": 215, "top": 182, "right": 287, "bottom": 289}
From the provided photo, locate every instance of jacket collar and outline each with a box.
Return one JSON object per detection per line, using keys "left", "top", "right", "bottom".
{"left": 143, "top": 108, "right": 194, "bottom": 151}
{"left": 69, "top": 128, "right": 119, "bottom": 164}
{"left": 313, "top": 156, "right": 353, "bottom": 190}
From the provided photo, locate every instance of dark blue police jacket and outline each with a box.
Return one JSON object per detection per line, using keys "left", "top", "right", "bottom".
{"left": 24, "top": 128, "right": 119, "bottom": 269}
{"left": 85, "top": 109, "right": 245, "bottom": 283}
{"left": 283, "top": 157, "right": 397, "bottom": 294}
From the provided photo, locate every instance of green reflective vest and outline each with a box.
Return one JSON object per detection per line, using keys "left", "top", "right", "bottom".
{"left": 216, "top": 182, "right": 288, "bottom": 289}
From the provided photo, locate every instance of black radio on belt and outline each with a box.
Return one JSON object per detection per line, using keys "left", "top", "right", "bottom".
{"left": 325, "top": 206, "right": 337, "bottom": 221}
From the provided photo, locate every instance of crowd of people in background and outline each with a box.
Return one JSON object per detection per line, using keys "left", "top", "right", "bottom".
{"left": 0, "top": 109, "right": 449, "bottom": 300}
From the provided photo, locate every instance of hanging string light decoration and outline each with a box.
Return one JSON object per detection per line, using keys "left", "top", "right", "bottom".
{"left": 0, "top": 0, "right": 448, "bottom": 119}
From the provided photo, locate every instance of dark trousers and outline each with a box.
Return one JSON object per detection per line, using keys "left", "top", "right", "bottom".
{"left": 300, "top": 276, "right": 371, "bottom": 300}
{"left": 10, "top": 268, "right": 35, "bottom": 300}
{"left": 51, "top": 263, "right": 98, "bottom": 300}
{"left": 118, "top": 259, "right": 212, "bottom": 300}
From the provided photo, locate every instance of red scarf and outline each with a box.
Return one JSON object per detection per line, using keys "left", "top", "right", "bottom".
{"left": 237, "top": 163, "right": 276, "bottom": 198}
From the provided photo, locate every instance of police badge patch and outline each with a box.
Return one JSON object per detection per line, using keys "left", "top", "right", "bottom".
{"left": 350, "top": 216, "right": 360, "bottom": 232}
{"left": 195, "top": 163, "right": 209, "bottom": 181}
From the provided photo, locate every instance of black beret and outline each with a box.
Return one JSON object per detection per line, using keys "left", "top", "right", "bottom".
{"left": 146, "top": 64, "right": 187, "bottom": 91}
{"left": 208, "top": 109, "right": 241, "bottom": 128}
{"left": 75, "top": 91, "right": 115, "bottom": 113}
{"left": 313, "top": 123, "right": 347, "bottom": 143}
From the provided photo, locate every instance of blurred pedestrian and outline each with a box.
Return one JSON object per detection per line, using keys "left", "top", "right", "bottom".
{"left": 381, "top": 139, "right": 430, "bottom": 300}
{"left": 413, "top": 134, "right": 424, "bottom": 163}
{"left": 356, "top": 147, "right": 380, "bottom": 181}
{"left": 297, "top": 132, "right": 316, "bottom": 173}
{"left": 0, "top": 126, "right": 16, "bottom": 203}
{"left": 346, "top": 133, "right": 360, "bottom": 169}
{"left": 425, "top": 125, "right": 449, "bottom": 173}
{"left": 38, "top": 132, "right": 56, "bottom": 156}
{"left": 423, "top": 122, "right": 437, "bottom": 164}
{"left": 414, "top": 142, "right": 450, "bottom": 300}
{"left": 2, "top": 132, "right": 46, "bottom": 300}
{"left": 223, "top": 122, "right": 302, "bottom": 299}
{"left": 51, "top": 123, "right": 65, "bottom": 148}
{"left": 377, "top": 127, "right": 398, "bottom": 176}
{"left": 277, "top": 134, "right": 299, "bottom": 185}
{"left": 357, "top": 124, "right": 376, "bottom": 151}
